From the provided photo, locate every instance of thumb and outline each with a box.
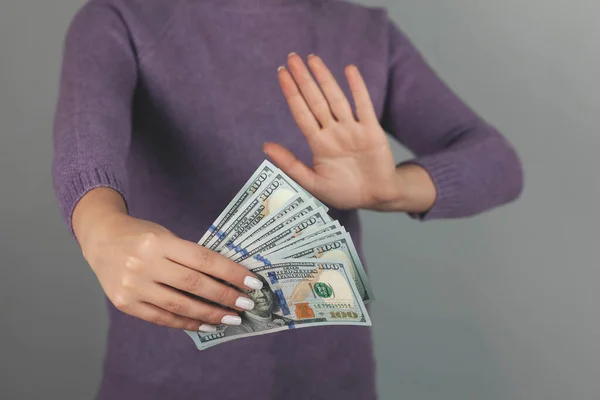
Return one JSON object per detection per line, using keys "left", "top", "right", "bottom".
{"left": 262, "top": 142, "right": 317, "bottom": 195}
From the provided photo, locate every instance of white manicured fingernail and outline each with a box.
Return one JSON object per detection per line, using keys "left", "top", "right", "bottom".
{"left": 244, "top": 276, "right": 263, "bottom": 290}
{"left": 199, "top": 324, "right": 217, "bottom": 332}
{"left": 235, "top": 297, "right": 255, "bottom": 310}
{"left": 221, "top": 315, "right": 242, "bottom": 325}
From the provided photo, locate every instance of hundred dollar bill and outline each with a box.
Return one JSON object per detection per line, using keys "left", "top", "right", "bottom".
{"left": 233, "top": 209, "right": 333, "bottom": 263}
{"left": 222, "top": 200, "right": 322, "bottom": 259}
{"left": 185, "top": 259, "right": 371, "bottom": 350}
{"left": 206, "top": 171, "right": 326, "bottom": 251}
{"left": 252, "top": 232, "right": 373, "bottom": 303}
{"left": 242, "top": 224, "right": 345, "bottom": 269}
{"left": 204, "top": 173, "right": 279, "bottom": 250}
{"left": 219, "top": 193, "right": 314, "bottom": 255}
{"left": 199, "top": 160, "right": 277, "bottom": 246}
{"left": 261, "top": 223, "right": 345, "bottom": 257}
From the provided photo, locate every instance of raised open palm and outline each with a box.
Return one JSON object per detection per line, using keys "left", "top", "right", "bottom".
{"left": 264, "top": 53, "right": 399, "bottom": 210}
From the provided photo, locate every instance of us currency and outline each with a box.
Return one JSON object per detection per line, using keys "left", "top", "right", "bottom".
{"left": 220, "top": 194, "right": 315, "bottom": 256}
{"left": 232, "top": 209, "right": 333, "bottom": 263}
{"left": 185, "top": 260, "right": 371, "bottom": 351}
{"left": 243, "top": 223, "right": 345, "bottom": 269}
{"left": 222, "top": 200, "right": 323, "bottom": 259}
{"left": 259, "top": 221, "right": 344, "bottom": 256}
{"left": 206, "top": 171, "right": 325, "bottom": 251}
{"left": 199, "top": 160, "right": 277, "bottom": 246}
{"left": 251, "top": 233, "right": 373, "bottom": 303}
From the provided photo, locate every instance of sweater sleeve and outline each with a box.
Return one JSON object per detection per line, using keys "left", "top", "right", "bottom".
{"left": 380, "top": 17, "right": 523, "bottom": 220}
{"left": 52, "top": 3, "right": 137, "bottom": 234}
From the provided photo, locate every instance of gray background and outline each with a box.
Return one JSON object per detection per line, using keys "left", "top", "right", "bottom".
{"left": 1, "top": 0, "right": 598, "bottom": 399}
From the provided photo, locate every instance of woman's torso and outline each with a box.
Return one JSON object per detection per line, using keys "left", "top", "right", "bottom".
{"left": 96, "top": 0, "right": 390, "bottom": 398}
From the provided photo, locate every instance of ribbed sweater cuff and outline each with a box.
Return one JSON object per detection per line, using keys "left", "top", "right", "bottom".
{"left": 55, "top": 168, "right": 127, "bottom": 236}
{"left": 401, "top": 153, "right": 464, "bottom": 221}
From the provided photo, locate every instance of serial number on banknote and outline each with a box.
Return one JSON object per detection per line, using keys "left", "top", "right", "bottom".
{"left": 314, "top": 303, "right": 354, "bottom": 309}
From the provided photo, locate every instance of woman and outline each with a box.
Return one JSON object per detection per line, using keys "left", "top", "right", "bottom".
{"left": 52, "top": 0, "right": 523, "bottom": 398}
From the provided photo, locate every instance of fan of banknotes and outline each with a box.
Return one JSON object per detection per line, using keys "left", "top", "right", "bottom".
{"left": 185, "top": 160, "right": 374, "bottom": 350}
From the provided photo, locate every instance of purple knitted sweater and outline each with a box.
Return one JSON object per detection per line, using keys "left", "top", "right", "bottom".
{"left": 52, "top": 0, "right": 523, "bottom": 398}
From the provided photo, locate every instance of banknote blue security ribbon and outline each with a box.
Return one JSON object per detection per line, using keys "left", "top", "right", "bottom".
{"left": 267, "top": 272, "right": 278, "bottom": 284}
{"left": 254, "top": 254, "right": 271, "bottom": 266}
{"left": 275, "top": 289, "right": 290, "bottom": 316}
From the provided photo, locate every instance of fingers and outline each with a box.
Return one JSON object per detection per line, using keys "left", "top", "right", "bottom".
{"left": 262, "top": 142, "right": 317, "bottom": 195}
{"left": 119, "top": 300, "right": 218, "bottom": 332}
{"left": 162, "top": 239, "right": 264, "bottom": 291}
{"left": 141, "top": 282, "right": 244, "bottom": 326}
{"left": 150, "top": 257, "right": 256, "bottom": 313}
{"left": 284, "top": 52, "right": 335, "bottom": 127}
{"left": 277, "top": 65, "right": 321, "bottom": 137}
{"left": 305, "top": 54, "right": 355, "bottom": 123}
{"left": 344, "top": 64, "right": 378, "bottom": 125}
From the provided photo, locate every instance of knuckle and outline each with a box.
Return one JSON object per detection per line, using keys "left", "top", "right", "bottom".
{"left": 164, "top": 300, "right": 183, "bottom": 315}
{"left": 112, "top": 293, "right": 130, "bottom": 311}
{"left": 154, "top": 316, "right": 169, "bottom": 327}
{"left": 321, "top": 78, "right": 335, "bottom": 88}
{"left": 184, "top": 321, "right": 198, "bottom": 331}
{"left": 196, "top": 249, "right": 214, "bottom": 269}
{"left": 137, "top": 232, "right": 160, "bottom": 256}
{"left": 205, "top": 308, "right": 223, "bottom": 324}
{"left": 217, "top": 286, "right": 231, "bottom": 305}
{"left": 311, "top": 98, "right": 328, "bottom": 111}
{"left": 124, "top": 256, "right": 143, "bottom": 272}
{"left": 120, "top": 274, "right": 135, "bottom": 290}
{"left": 174, "top": 318, "right": 189, "bottom": 330}
{"left": 168, "top": 315, "right": 187, "bottom": 329}
{"left": 184, "top": 271, "right": 202, "bottom": 291}
{"left": 290, "top": 91, "right": 303, "bottom": 100}
{"left": 289, "top": 92, "right": 303, "bottom": 103}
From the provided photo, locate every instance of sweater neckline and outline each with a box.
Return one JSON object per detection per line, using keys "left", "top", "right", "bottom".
{"left": 201, "top": 0, "right": 316, "bottom": 12}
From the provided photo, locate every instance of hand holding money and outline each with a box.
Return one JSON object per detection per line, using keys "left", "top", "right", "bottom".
{"left": 187, "top": 160, "right": 375, "bottom": 350}
{"left": 188, "top": 260, "right": 371, "bottom": 351}
{"left": 74, "top": 189, "right": 265, "bottom": 332}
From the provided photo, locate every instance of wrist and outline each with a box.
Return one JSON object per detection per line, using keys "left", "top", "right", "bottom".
{"left": 73, "top": 187, "right": 129, "bottom": 253}
{"left": 371, "top": 163, "right": 437, "bottom": 213}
